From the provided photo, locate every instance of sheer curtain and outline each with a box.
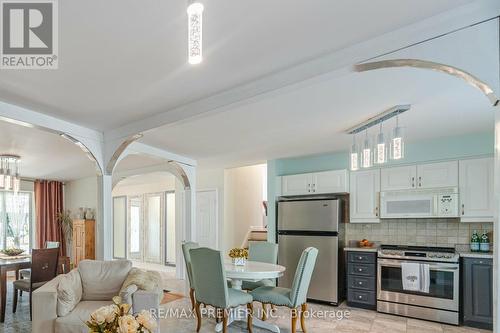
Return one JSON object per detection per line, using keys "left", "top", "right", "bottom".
{"left": 0, "top": 191, "right": 32, "bottom": 251}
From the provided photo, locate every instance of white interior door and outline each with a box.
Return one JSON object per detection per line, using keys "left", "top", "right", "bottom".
{"left": 165, "top": 191, "right": 176, "bottom": 265}
{"left": 196, "top": 190, "right": 218, "bottom": 249}
{"left": 144, "top": 193, "right": 164, "bottom": 264}
{"left": 113, "top": 196, "right": 127, "bottom": 259}
{"left": 128, "top": 196, "right": 143, "bottom": 261}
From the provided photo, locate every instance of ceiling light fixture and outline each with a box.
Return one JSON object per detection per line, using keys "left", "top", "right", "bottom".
{"left": 0, "top": 155, "right": 21, "bottom": 193}
{"left": 346, "top": 105, "right": 410, "bottom": 170}
{"left": 187, "top": 0, "right": 204, "bottom": 65}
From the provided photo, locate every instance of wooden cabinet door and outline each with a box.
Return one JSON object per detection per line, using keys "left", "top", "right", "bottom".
{"left": 312, "top": 170, "right": 348, "bottom": 194}
{"left": 281, "top": 173, "right": 313, "bottom": 196}
{"left": 380, "top": 165, "right": 416, "bottom": 191}
{"left": 73, "top": 222, "right": 85, "bottom": 266}
{"left": 417, "top": 161, "right": 458, "bottom": 189}
{"left": 349, "top": 169, "right": 380, "bottom": 223}
{"left": 459, "top": 158, "right": 494, "bottom": 222}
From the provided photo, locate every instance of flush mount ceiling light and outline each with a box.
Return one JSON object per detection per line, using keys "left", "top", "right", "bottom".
{"left": 0, "top": 155, "right": 21, "bottom": 193}
{"left": 187, "top": 0, "right": 204, "bottom": 65}
{"left": 346, "top": 105, "right": 410, "bottom": 170}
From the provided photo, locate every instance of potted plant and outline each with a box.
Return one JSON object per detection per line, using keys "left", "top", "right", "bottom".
{"left": 57, "top": 210, "right": 73, "bottom": 248}
{"left": 229, "top": 248, "right": 249, "bottom": 266}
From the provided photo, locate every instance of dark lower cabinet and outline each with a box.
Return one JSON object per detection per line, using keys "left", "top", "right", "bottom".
{"left": 346, "top": 251, "right": 376, "bottom": 309}
{"left": 462, "top": 257, "right": 493, "bottom": 330}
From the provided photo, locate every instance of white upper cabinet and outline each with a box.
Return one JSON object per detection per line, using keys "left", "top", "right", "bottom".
{"left": 417, "top": 161, "right": 458, "bottom": 189}
{"left": 381, "top": 165, "right": 417, "bottom": 191}
{"left": 281, "top": 170, "right": 348, "bottom": 196}
{"left": 281, "top": 173, "right": 313, "bottom": 196}
{"left": 312, "top": 170, "right": 349, "bottom": 194}
{"left": 459, "top": 157, "right": 494, "bottom": 222}
{"left": 349, "top": 169, "right": 380, "bottom": 223}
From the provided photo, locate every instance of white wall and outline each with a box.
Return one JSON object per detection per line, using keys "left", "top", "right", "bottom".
{"left": 224, "top": 164, "right": 266, "bottom": 252}
{"left": 64, "top": 176, "right": 98, "bottom": 219}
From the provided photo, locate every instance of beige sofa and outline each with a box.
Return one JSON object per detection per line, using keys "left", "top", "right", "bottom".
{"left": 32, "top": 260, "right": 161, "bottom": 333}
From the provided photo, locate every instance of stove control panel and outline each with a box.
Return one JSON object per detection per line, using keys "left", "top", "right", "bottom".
{"left": 378, "top": 250, "right": 459, "bottom": 262}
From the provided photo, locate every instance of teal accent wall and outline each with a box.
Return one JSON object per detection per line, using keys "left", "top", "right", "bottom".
{"left": 267, "top": 131, "right": 494, "bottom": 242}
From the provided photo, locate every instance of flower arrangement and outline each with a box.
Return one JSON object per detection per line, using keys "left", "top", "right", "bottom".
{"left": 86, "top": 296, "right": 157, "bottom": 333}
{"left": 229, "top": 248, "right": 249, "bottom": 266}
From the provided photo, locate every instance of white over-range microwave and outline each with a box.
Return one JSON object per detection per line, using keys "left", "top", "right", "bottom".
{"left": 380, "top": 187, "right": 459, "bottom": 219}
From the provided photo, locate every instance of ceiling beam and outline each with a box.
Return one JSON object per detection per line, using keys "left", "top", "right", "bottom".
{"left": 104, "top": 0, "right": 500, "bottom": 142}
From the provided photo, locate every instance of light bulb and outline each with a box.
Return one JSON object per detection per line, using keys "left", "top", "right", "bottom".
{"left": 13, "top": 176, "right": 20, "bottom": 193}
{"left": 375, "top": 125, "right": 387, "bottom": 164}
{"left": 4, "top": 173, "right": 11, "bottom": 190}
{"left": 391, "top": 124, "right": 405, "bottom": 160}
{"left": 187, "top": 2, "right": 204, "bottom": 65}
{"left": 361, "top": 131, "right": 372, "bottom": 168}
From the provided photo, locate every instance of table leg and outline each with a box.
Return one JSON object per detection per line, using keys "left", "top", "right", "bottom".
{"left": 0, "top": 267, "right": 6, "bottom": 323}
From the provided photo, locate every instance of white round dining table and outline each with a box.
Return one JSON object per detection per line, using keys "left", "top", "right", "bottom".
{"left": 214, "top": 260, "right": 286, "bottom": 333}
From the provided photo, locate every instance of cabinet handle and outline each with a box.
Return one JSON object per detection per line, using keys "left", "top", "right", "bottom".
{"left": 375, "top": 206, "right": 379, "bottom": 217}
{"left": 312, "top": 183, "right": 316, "bottom": 193}
{"left": 358, "top": 256, "right": 363, "bottom": 260}
{"left": 307, "top": 184, "right": 311, "bottom": 193}
{"left": 461, "top": 204, "right": 465, "bottom": 216}
{"left": 358, "top": 268, "right": 363, "bottom": 272}
{"left": 411, "top": 177, "right": 415, "bottom": 188}
{"left": 418, "top": 176, "right": 422, "bottom": 187}
{"left": 358, "top": 295, "right": 363, "bottom": 299}
{"left": 358, "top": 281, "right": 363, "bottom": 285}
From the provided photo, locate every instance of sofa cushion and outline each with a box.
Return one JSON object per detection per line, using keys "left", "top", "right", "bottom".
{"left": 120, "top": 268, "right": 162, "bottom": 294}
{"left": 55, "top": 300, "right": 113, "bottom": 333}
{"left": 78, "top": 260, "right": 132, "bottom": 301}
{"left": 57, "top": 269, "right": 83, "bottom": 317}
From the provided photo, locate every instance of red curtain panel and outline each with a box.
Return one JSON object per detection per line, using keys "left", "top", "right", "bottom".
{"left": 34, "top": 180, "right": 66, "bottom": 256}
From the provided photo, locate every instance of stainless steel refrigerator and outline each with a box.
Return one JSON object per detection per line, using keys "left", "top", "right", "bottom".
{"left": 277, "top": 196, "right": 345, "bottom": 305}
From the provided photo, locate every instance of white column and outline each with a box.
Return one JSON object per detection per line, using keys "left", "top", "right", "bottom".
{"left": 97, "top": 174, "right": 113, "bottom": 260}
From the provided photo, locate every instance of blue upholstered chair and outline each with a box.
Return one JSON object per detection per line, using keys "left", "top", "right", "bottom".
{"left": 190, "top": 247, "right": 254, "bottom": 333}
{"left": 250, "top": 247, "right": 319, "bottom": 333}
{"left": 242, "top": 241, "right": 279, "bottom": 320}
{"left": 181, "top": 241, "right": 199, "bottom": 310}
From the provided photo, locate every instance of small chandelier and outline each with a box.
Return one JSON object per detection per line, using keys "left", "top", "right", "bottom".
{"left": 187, "top": 0, "right": 204, "bottom": 65}
{"left": 0, "top": 155, "right": 21, "bottom": 193}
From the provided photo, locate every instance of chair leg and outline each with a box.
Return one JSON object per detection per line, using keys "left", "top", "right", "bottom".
{"left": 29, "top": 291, "right": 33, "bottom": 321}
{"left": 189, "top": 288, "right": 195, "bottom": 310}
{"left": 291, "top": 307, "right": 299, "bottom": 333}
{"left": 222, "top": 310, "right": 228, "bottom": 333}
{"left": 195, "top": 302, "right": 202, "bottom": 332}
{"left": 247, "top": 303, "right": 253, "bottom": 333}
{"left": 261, "top": 303, "right": 267, "bottom": 321}
{"left": 12, "top": 288, "right": 18, "bottom": 313}
{"left": 300, "top": 304, "right": 307, "bottom": 333}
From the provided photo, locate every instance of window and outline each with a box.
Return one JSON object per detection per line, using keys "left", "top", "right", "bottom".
{"left": 0, "top": 191, "right": 33, "bottom": 251}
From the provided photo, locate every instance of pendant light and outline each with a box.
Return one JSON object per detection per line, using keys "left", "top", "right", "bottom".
{"left": 0, "top": 158, "right": 4, "bottom": 189}
{"left": 12, "top": 159, "right": 20, "bottom": 194}
{"left": 350, "top": 134, "right": 359, "bottom": 171}
{"left": 361, "top": 130, "right": 372, "bottom": 168}
{"left": 390, "top": 116, "right": 405, "bottom": 160}
{"left": 374, "top": 123, "right": 387, "bottom": 164}
{"left": 4, "top": 162, "right": 11, "bottom": 191}
{"left": 187, "top": 0, "right": 204, "bottom": 65}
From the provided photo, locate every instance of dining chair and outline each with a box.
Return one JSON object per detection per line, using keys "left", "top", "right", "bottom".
{"left": 20, "top": 241, "right": 60, "bottom": 279}
{"left": 250, "top": 247, "right": 318, "bottom": 333}
{"left": 190, "top": 247, "right": 254, "bottom": 333}
{"left": 242, "top": 242, "right": 278, "bottom": 320}
{"left": 13, "top": 248, "right": 59, "bottom": 320}
{"left": 181, "top": 241, "right": 199, "bottom": 310}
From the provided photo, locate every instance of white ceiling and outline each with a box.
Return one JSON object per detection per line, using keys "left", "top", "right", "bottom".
{"left": 140, "top": 67, "right": 494, "bottom": 168}
{"left": 0, "top": 122, "right": 97, "bottom": 180}
{"left": 0, "top": 0, "right": 473, "bottom": 130}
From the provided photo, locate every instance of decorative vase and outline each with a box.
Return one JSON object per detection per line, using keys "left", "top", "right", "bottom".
{"left": 232, "top": 257, "right": 247, "bottom": 266}
{"left": 85, "top": 208, "right": 94, "bottom": 220}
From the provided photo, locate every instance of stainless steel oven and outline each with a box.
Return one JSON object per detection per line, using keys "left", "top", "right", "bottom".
{"left": 377, "top": 246, "right": 460, "bottom": 325}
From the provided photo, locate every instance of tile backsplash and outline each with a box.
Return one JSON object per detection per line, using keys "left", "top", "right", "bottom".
{"left": 345, "top": 219, "right": 493, "bottom": 247}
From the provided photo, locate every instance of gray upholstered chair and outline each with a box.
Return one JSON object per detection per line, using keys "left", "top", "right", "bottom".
{"left": 190, "top": 247, "right": 254, "bottom": 333}
{"left": 250, "top": 247, "right": 318, "bottom": 333}
{"left": 242, "top": 242, "right": 278, "bottom": 320}
{"left": 181, "top": 241, "right": 199, "bottom": 310}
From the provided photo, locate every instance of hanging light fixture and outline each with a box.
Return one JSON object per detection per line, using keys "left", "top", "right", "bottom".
{"left": 350, "top": 134, "right": 359, "bottom": 171}
{"left": 0, "top": 155, "right": 20, "bottom": 192}
{"left": 0, "top": 158, "right": 4, "bottom": 189}
{"left": 374, "top": 123, "right": 387, "bottom": 164}
{"left": 187, "top": 0, "right": 204, "bottom": 65}
{"left": 361, "top": 130, "right": 372, "bottom": 168}
{"left": 390, "top": 116, "right": 405, "bottom": 160}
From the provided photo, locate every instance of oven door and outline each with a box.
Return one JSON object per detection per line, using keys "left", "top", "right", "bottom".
{"left": 377, "top": 258, "right": 459, "bottom": 311}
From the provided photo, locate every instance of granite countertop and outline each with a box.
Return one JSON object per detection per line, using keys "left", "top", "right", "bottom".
{"left": 455, "top": 244, "right": 493, "bottom": 259}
